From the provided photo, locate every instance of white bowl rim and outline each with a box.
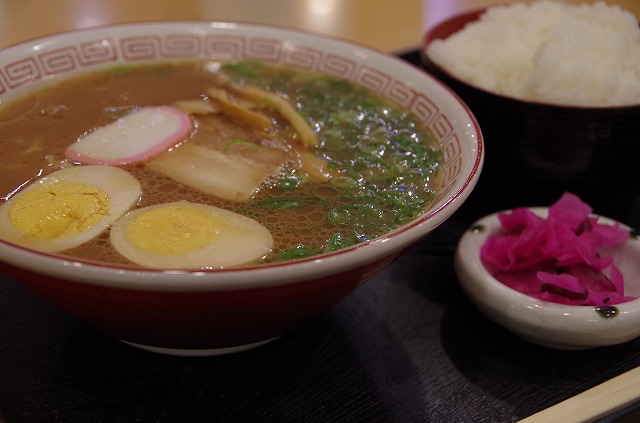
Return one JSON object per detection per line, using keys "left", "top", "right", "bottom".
{"left": 0, "top": 21, "right": 483, "bottom": 292}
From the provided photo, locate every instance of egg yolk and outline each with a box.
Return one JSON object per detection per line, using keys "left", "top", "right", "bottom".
{"left": 125, "top": 204, "right": 221, "bottom": 255}
{"left": 8, "top": 182, "right": 110, "bottom": 240}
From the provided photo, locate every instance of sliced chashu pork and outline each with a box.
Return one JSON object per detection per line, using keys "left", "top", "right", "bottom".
{"left": 148, "top": 142, "right": 284, "bottom": 203}
{"left": 149, "top": 84, "right": 326, "bottom": 203}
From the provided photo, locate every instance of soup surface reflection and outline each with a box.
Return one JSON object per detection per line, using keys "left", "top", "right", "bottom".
{"left": 0, "top": 60, "right": 443, "bottom": 268}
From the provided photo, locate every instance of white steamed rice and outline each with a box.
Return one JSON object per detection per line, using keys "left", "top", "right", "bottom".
{"left": 426, "top": 1, "right": 640, "bottom": 106}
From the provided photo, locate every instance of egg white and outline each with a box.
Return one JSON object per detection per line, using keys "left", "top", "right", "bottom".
{"left": 109, "top": 202, "right": 274, "bottom": 269}
{"left": 0, "top": 165, "right": 141, "bottom": 252}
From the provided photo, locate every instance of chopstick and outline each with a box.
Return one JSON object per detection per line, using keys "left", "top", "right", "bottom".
{"left": 521, "top": 366, "right": 640, "bottom": 423}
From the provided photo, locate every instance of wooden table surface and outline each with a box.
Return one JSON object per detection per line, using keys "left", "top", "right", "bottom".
{"left": 1, "top": 0, "right": 639, "bottom": 53}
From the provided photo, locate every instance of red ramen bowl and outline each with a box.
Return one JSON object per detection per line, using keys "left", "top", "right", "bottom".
{"left": 421, "top": 9, "right": 640, "bottom": 217}
{"left": 0, "top": 22, "right": 482, "bottom": 356}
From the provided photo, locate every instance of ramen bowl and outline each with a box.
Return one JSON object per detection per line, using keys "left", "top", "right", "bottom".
{"left": 421, "top": 8, "right": 640, "bottom": 217}
{"left": 0, "top": 22, "right": 482, "bottom": 356}
{"left": 455, "top": 209, "right": 640, "bottom": 350}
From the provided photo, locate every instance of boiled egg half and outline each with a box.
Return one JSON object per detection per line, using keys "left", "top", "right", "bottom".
{"left": 0, "top": 165, "right": 141, "bottom": 252}
{"left": 110, "top": 202, "right": 273, "bottom": 269}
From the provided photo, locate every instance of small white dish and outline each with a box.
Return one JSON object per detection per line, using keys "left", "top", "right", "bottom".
{"left": 454, "top": 208, "right": 640, "bottom": 350}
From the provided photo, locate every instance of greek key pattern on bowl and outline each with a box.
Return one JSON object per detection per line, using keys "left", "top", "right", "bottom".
{"left": 281, "top": 46, "right": 323, "bottom": 70}
{"left": 356, "top": 66, "right": 391, "bottom": 93}
{"left": 0, "top": 32, "right": 463, "bottom": 183}
{"left": 2, "top": 57, "right": 40, "bottom": 89}
{"left": 439, "top": 134, "right": 463, "bottom": 191}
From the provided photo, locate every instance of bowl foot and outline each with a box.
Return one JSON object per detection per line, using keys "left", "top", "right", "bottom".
{"left": 120, "top": 337, "right": 280, "bottom": 356}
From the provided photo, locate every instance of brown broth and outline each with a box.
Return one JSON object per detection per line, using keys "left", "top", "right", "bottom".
{"left": 0, "top": 60, "right": 443, "bottom": 268}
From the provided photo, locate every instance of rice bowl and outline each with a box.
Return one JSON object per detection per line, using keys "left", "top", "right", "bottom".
{"left": 421, "top": 3, "right": 640, "bottom": 216}
{"left": 426, "top": 0, "right": 640, "bottom": 107}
